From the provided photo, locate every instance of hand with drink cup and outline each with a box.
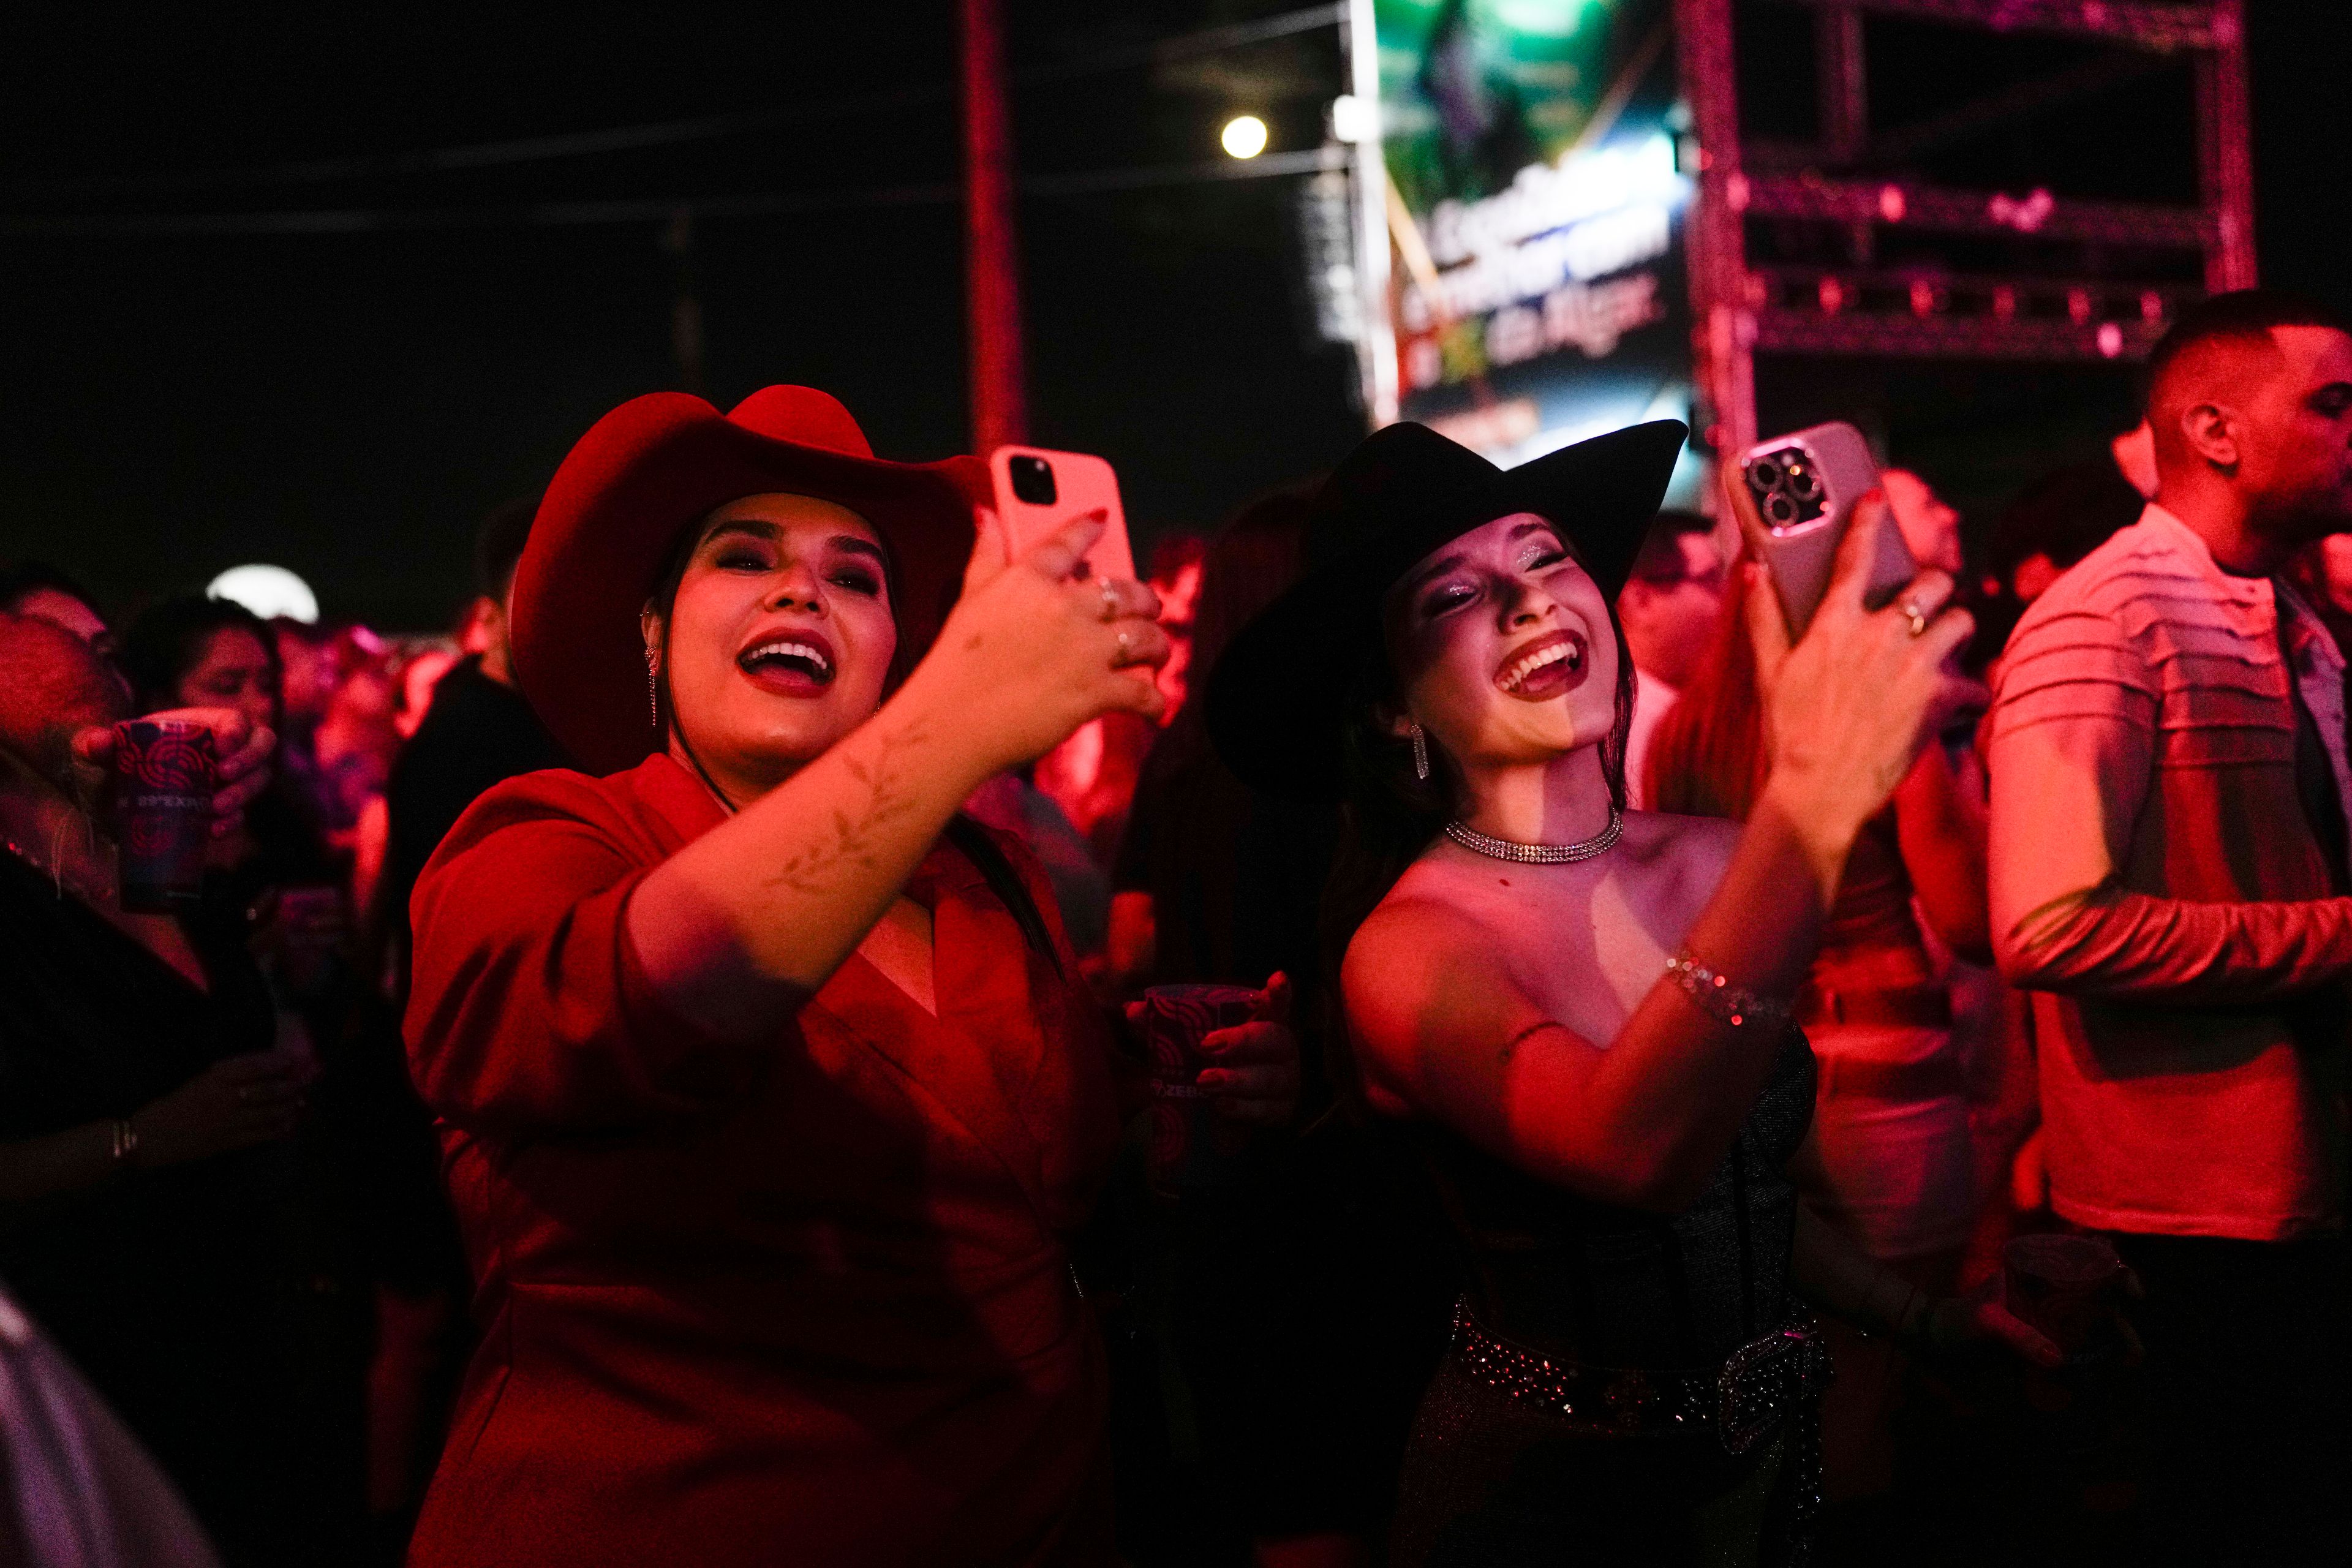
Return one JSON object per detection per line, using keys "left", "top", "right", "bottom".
{"left": 2000, "top": 1232, "right": 2143, "bottom": 1365}
{"left": 1128, "top": 972, "right": 1300, "bottom": 1194}
{"left": 124, "top": 1042, "right": 316, "bottom": 1168}
{"left": 1900, "top": 1233, "right": 2142, "bottom": 1371}
{"left": 70, "top": 707, "right": 274, "bottom": 838}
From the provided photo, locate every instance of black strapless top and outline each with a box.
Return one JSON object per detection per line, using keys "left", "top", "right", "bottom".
{"left": 1411, "top": 1027, "right": 1818, "bottom": 1371}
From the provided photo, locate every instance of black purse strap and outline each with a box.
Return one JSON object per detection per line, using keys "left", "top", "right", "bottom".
{"left": 943, "top": 815, "right": 1066, "bottom": 982}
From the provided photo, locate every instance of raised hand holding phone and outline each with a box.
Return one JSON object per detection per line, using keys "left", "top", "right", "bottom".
{"left": 988, "top": 445, "right": 1136, "bottom": 582}
{"left": 1738, "top": 420, "right": 1916, "bottom": 637}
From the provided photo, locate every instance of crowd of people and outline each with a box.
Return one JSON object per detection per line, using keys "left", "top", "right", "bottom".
{"left": 1, "top": 287, "right": 2348, "bottom": 1566}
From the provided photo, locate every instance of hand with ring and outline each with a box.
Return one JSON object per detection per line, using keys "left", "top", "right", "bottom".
{"left": 928, "top": 508, "right": 1176, "bottom": 772}
{"left": 1733, "top": 484, "right": 1978, "bottom": 845}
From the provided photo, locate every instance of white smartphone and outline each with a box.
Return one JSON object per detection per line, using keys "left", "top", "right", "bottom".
{"left": 1739, "top": 420, "right": 1915, "bottom": 635}
{"left": 988, "top": 445, "right": 1137, "bottom": 582}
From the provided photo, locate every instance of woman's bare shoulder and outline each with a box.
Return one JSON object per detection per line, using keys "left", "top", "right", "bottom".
{"left": 1343, "top": 867, "right": 1517, "bottom": 993}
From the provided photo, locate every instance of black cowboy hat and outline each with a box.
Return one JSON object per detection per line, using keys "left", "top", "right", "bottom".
{"left": 1205, "top": 418, "right": 1688, "bottom": 802}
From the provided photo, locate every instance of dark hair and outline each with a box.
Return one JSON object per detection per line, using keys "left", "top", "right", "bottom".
{"left": 1989, "top": 459, "right": 2144, "bottom": 583}
{"left": 118, "top": 595, "right": 281, "bottom": 714}
{"left": 2146, "top": 288, "right": 2351, "bottom": 398}
{"left": 472, "top": 500, "right": 538, "bottom": 606}
{"left": 1626, "top": 509, "right": 1717, "bottom": 585}
{"left": 0, "top": 559, "right": 102, "bottom": 622}
{"left": 476, "top": 496, "right": 541, "bottom": 603}
{"left": 1319, "top": 530, "right": 1638, "bottom": 1101}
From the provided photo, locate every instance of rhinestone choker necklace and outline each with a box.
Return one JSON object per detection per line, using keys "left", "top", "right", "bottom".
{"left": 1442, "top": 807, "right": 1624, "bottom": 865}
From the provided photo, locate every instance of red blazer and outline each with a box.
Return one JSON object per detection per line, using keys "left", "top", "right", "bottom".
{"left": 402, "top": 755, "right": 1123, "bottom": 1566}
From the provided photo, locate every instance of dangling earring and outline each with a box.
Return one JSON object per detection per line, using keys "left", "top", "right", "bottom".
{"left": 644, "top": 647, "right": 660, "bottom": 728}
{"left": 1409, "top": 722, "right": 1430, "bottom": 782}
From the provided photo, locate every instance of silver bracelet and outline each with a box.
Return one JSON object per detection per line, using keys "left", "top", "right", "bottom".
{"left": 1664, "top": 952, "right": 1792, "bottom": 1033}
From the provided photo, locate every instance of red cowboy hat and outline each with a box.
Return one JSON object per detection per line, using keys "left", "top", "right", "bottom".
{"left": 510, "top": 385, "right": 984, "bottom": 775}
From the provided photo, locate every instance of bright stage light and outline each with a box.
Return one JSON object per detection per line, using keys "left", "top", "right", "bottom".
{"left": 1221, "top": 115, "right": 1268, "bottom": 159}
{"left": 208, "top": 564, "right": 318, "bottom": 624}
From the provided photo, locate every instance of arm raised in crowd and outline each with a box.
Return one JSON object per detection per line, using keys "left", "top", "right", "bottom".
{"left": 1348, "top": 507, "right": 1975, "bottom": 1212}
{"left": 1986, "top": 608, "right": 2352, "bottom": 1002}
{"left": 627, "top": 512, "right": 1166, "bottom": 1043}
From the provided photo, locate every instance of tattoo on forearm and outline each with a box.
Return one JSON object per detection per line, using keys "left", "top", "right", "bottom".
{"left": 763, "top": 720, "right": 930, "bottom": 895}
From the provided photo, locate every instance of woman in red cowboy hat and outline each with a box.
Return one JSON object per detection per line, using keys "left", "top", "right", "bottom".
{"left": 401, "top": 386, "right": 1298, "bottom": 1567}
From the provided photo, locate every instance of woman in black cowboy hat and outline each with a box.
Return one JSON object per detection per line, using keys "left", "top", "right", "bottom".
{"left": 1207, "top": 421, "right": 2057, "bottom": 1565}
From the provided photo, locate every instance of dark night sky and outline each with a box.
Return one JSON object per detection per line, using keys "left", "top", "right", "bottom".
{"left": 1, "top": 2, "right": 2345, "bottom": 630}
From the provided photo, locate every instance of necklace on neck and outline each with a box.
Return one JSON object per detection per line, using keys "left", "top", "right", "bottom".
{"left": 1443, "top": 806, "right": 1624, "bottom": 865}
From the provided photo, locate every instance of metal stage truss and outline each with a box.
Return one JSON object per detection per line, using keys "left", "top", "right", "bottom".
{"left": 1672, "top": 0, "right": 2253, "bottom": 453}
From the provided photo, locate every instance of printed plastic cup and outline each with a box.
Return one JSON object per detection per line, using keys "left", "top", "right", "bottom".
{"left": 113, "top": 718, "right": 215, "bottom": 913}
{"left": 2003, "top": 1233, "right": 2124, "bottom": 1357}
{"left": 1141, "top": 984, "right": 1257, "bottom": 1195}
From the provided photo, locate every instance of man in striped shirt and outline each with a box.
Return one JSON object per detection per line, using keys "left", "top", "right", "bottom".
{"left": 1987, "top": 290, "right": 2352, "bottom": 1561}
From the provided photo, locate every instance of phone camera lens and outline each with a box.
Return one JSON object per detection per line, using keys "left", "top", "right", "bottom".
{"left": 1009, "top": 454, "right": 1058, "bottom": 506}
{"left": 1763, "top": 491, "right": 1799, "bottom": 526}
{"left": 1746, "top": 457, "right": 1784, "bottom": 491}
{"left": 1787, "top": 464, "right": 1824, "bottom": 502}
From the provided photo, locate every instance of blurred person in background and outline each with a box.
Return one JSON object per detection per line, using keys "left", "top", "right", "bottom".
{"left": 269, "top": 619, "right": 337, "bottom": 832}
{"left": 117, "top": 597, "right": 382, "bottom": 1553}
{"left": 1109, "top": 493, "right": 1310, "bottom": 996}
{"left": 1, "top": 560, "right": 116, "bottom": 662}
{"left": 311, "top": 631, "right": 399, "bottom": 855}
{"left": 2286, "top": 531, "right": 2352, "bottom": 656}
{"left": 118, "top": 598, "right": 345, "bottom": 978}
{"left": 373, "top": 497, "right": 568, "bottom": 996}
{"left": 0, "top": 612, "right": 342, "bottom": 1566}
{"left": 1611, "top": 510, "right": 1725, "bottom": 809}
{"left": 391, "top": 646, "right": 459, "bottom": 742}
{"left": 363, "top": 499, "right": 569, "bottom": 1545}
{"left": 1972, "top": 459, "right": 2146, "bottom": 666}
{"left": 1986, "top": 290, "right": 2352, "bottom": 1562}
{"left": 1647, "top": 464, "right": 1994, "bottom": 1515}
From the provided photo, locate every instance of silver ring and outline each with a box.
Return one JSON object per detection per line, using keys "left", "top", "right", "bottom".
{"left": 1097, "top": 577, "right": 1122, "bottom": 622}
{"left": 1114, "top": 628, "right": 1135, "bottom": 665}
{"left": 1901, "top": 598, "right": 1929, "bottom": 638}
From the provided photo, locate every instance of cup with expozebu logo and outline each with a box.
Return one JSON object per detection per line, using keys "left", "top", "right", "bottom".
{"left": 111, "top": 718, "right": 216, "bottom": 913}
{"left": 1141, "top": 983, "right": 1258, "bottom": 1197}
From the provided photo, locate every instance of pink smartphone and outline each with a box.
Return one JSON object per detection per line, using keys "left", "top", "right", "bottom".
{"left": 1739, "top": 420, "right": 1915, "bottom": 636}
{"left": 989, "top": 445, "right": 1136, "bottom": 582}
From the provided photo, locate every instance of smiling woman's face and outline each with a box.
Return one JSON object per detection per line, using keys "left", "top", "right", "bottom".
{"left": 654, "top": 492, "right": 896, "bottom": 796}
{"left": 1382, "top": 511, "right": 1620, "bottom": 776}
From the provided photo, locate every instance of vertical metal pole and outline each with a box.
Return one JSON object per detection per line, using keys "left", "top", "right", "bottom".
{"left": 962, "top": 0, "right": 1028, "bottom": 454}
{"left": 663, "top": 206, "right": 707, "bottom": 396}
{"left": 1675, "top": 0, "right": 1755, "bottom": 456}
{"left": 1346, "top": 0, "right": 1398, "bottom": 429}
{"left": 1815, "top": 4, "right": 1867, "bottom": 165}
{"left": 2196, "top": 0, "right": 2257, "bottom": 292}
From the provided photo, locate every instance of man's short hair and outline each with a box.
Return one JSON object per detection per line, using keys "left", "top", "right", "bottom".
{"left": 1991, "top": 460, "right": 2144, "bottom": 579}
{"left": 0, "top": 559, "right": 100, "bottom": 620}
{"left": 2146, "top": 288, "right": 2352, "bottom": 402}
{"left": 475, "top": 496, "right": 541, "bottom": 602}
{"left": 1627, "top": 510, "right": 1717, "bottom": 584}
